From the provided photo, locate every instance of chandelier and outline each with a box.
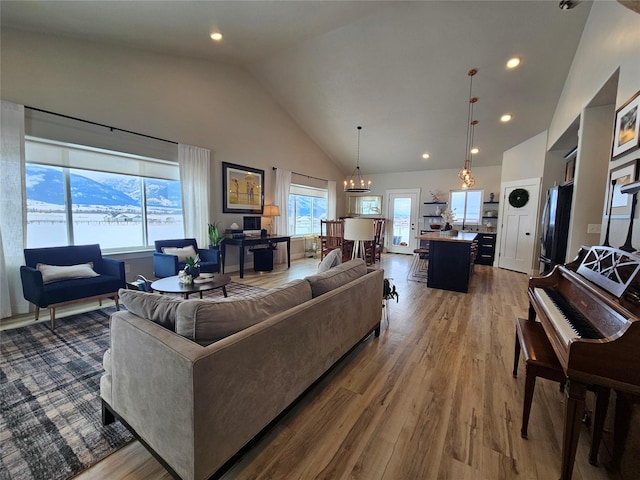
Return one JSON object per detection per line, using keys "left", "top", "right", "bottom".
{"left": 459, "top": 68, "right": 478, "bottom": 189}
{"left": 344, "top": 125, "right": 371, "bottom": 193}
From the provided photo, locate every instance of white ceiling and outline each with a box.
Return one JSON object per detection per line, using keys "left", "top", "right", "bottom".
{"left": 1, "top": 0, "right": 595, "bottom": 175}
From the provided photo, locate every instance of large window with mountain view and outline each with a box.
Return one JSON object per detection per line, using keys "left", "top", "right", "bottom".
{"left": 25, "top": 139, "right": 184, "bottom": 251}
{"left": 288, "top": 184, "right": 328, "bottom": 236}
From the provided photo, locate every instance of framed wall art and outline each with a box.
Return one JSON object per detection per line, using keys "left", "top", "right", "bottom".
{"left": 612, "top": 90, "right": 640, "bottom": 160}
{"left": 606, "top": 158, "right": 639, "bottom": 219}
{"left": 222, "top": 162, "right": 264, "bottom": 214}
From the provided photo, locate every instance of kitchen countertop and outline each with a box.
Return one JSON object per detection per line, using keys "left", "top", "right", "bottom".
{"left": 417, "top": 231, "right": 478, "bottom": 243}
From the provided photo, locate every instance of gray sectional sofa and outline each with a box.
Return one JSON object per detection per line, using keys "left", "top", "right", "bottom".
{"left": 100, "top": 259, "right": 383, "bottom": 480}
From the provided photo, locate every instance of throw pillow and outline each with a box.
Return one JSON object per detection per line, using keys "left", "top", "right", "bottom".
{"left": 304, "top": 258, "right": 367, "bottom": 297}
{"left": 118, "top": 288, "right": 182, "bottom": 330}
{"left": 317, "top": 248, "right": 341, "bottom": 273}
{"left": 161, "top": 245, "right": 197, "bottom": 262}
{"left": 36, "top": 262, "right": 99, "bottom": 284}
{"left": 175, "top": 279, "right": 312, "bottom": 345}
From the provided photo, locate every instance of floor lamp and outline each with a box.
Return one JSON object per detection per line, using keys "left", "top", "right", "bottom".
{"left": 344, "top": 218, "right": 374, "bottom": 261}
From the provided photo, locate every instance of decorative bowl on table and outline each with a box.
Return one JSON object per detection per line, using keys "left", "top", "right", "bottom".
{"left": 429, "top": 223, "right": 442, "bottom": 230}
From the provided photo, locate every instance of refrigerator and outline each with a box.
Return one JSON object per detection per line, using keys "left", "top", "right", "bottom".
{"left": 539, "top": 183, "right": 573, "bottom": 273}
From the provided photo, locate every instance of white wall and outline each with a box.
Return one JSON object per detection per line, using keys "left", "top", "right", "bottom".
{"left": 501, "top": 131, "right": 547, "bottom": 185}
{"left": 501, "top": 2, "right": 640, "bottom": 268}
{"left": 549, "top": 1, "right": 640, "bottom": 149}
{"left": 549, "top": 2, "right": 640, "bottom": 252}
{"left": 0, "top": 29, "right": 348, "bottom": 273}
{"left": 0, "top": 29, "right": 348, "bottom": 217}
{"left": 365, "top": 164, "right": 502, "bottom": 230}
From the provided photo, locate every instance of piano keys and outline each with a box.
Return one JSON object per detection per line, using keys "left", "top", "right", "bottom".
{"left": 528, "top": 245, "right": 640, "bottom": 480}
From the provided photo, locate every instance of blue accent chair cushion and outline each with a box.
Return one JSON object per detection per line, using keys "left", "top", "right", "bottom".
{"left": 153, "top": 238, "right": 220, "bottom": 278}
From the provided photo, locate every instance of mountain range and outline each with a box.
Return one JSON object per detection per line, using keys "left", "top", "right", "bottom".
{"left": 25, "top": 164, "right": 182, "bottom": 209}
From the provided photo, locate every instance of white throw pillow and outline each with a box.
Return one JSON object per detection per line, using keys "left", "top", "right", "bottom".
{"left": 36, "top": 262, "right": 100, "bottom": 284}
{"left": 317, "top": 248, "right": 342, "bottom": 273}
{"left": 161, "top": 245, "right": 197, "bottom": 262}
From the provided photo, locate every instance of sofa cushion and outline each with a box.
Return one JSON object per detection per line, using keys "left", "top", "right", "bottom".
{"left": 304, "top": 258, "right": 367, "bottom": 297}
{"left": 317, "top": 248, "right": 342, "bottom": 273}
{"left": 175, "top": 279, "right": 312, "bottom": 346}
{"left": 162, "top": 245, "right": 197, "bottom": 262}
{"left": 118, "top": 288, "right": 183, "bottom": 330}
{"left": 36, "top": 262, "right": 99, "bottom": 284}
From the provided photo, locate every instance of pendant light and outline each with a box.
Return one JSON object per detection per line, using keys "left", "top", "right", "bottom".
{"left": 459, "top": 68, "right": 478, "bottom": 189}
{"left": 344, "top": 125, "right": 371, "bottom": 193}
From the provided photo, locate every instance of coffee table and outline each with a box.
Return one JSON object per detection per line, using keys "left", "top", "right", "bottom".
{"left": 150, "top": 274, "right": 231, "bottom": 299}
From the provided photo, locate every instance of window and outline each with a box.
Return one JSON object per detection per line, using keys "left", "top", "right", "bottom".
{"left": 288, "top": 184, "right": 328, "bottom": 236}
{"left": 449, "top": 189, "right": 483, "bottom": 226}
{"left": 25, "top": 138, "right": 184, "bottom": 251}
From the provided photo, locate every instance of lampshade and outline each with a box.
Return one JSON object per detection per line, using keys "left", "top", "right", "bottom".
{"left": 263, "top": 205, "right": 280, "bottom": 217}
{"left": 344, "top": 218, "right": 375, "bottom": 241}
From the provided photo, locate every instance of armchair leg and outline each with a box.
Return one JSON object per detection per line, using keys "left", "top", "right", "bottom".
{"left": 49, "top": 307, "right": 56, "bottom": 330}
{"left": 35, "top": 305, "right": 40, "bottom": 321}
{"left": 114, "top": 294, "right": 120, "bottom": 311}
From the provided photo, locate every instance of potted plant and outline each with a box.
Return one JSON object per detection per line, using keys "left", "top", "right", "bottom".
{"left": 183, "top": 254, "right": 201, "bottom": 280}
{"left": 208, "top": 222, "right": 223, "bottom": 248}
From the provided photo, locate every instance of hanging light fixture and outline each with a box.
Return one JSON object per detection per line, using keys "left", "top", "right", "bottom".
{"left": 459, "top": 68, "right": 478, "bottom": 189}
{"left": 344, "top": 125, "right": 372, "bottom": 193}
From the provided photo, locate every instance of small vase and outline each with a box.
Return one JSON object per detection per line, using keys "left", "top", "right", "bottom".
{"left": 444, "top": 222, "right": 452, "bottom": 231}
{"left": 184, "top": 265, "right": 200, "bottom": 279}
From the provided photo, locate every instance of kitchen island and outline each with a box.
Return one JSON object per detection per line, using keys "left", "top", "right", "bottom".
{"left": 417, "top": 232, "right": 478, "bottom": 293}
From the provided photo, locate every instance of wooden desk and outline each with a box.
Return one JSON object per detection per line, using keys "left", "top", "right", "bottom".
{"left": 417, "top": 232, "right": 478, "bottom": 293}
{"left": 221, "top": 235, "right": 291, "bottom": 279}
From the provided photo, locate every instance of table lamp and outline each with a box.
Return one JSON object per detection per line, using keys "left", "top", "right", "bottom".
{"left": 262, "top": 205, "right": 280, "bottom": 235}
{"left": 344, "top": 218, "right": 375, "bottom": 260}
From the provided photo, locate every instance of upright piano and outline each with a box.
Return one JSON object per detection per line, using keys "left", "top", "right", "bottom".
{"left": 528, "top": 245, "right": 640, "bottom": 480}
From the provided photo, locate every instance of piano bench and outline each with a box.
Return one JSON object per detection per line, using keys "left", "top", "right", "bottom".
{"left": 513, "top": 317, "right": 566, "bottom": 439}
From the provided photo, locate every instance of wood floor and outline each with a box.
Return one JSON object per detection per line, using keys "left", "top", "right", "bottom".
{"left": 76, "top": 254, "right": 622, "bottom": 480}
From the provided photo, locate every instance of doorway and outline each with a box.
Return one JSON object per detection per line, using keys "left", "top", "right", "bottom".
{"left": 498, "top": 178, "right": 541, "bottom": 274}
{"left": 386, "top": 189, "right": 420, "bottom": 255}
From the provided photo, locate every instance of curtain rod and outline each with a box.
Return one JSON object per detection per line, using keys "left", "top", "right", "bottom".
{"left": 25, "top": 106, "right": 178, "bottom": 145}
{"left": 272, "top": 166, "right": 327, "bottom": 183}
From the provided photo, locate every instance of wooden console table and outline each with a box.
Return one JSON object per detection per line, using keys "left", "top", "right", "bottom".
{"left": 221, "top": 235, "right": 291, "bottom": 278}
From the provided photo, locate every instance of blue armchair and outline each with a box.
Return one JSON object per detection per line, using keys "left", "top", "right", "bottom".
{"left": 153, "top": 238, "right": 221, "bottom": 278}
{"left": 20, "top": 244, "right": 126, "bottom": 329}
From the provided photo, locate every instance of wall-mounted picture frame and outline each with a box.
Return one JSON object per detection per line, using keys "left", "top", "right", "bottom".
{"left": 606, "top": 158, "right": 639, "bottom": 219}
{"left": 222, "top": 162, "right": 264, "bottom": 214}
{"left": 612, "top": 90, "right": 640, "bottom": 160}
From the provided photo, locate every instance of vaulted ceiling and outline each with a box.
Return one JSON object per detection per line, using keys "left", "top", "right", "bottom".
{"left": 1, "top": 1, "right": 593, "bottom": 174}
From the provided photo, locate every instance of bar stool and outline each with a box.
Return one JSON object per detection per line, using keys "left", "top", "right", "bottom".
{"left": 513, "top": 317, "right": 609, "bottom": 465}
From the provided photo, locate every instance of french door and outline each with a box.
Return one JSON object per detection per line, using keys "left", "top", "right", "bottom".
{"left": 386, "top": 189, "right": 420, "bottom": 255}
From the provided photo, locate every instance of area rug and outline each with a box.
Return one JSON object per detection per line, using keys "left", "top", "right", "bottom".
{"left": 0, "top": 281, "right": 265, "bottom": 480}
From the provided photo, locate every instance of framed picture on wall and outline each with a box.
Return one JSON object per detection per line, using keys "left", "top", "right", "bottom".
{"left": 612, "top": 90, "right": 640, "bottom": 160}
{"left": 222, "top": 162, "right": 264, "bottom": 214}
{"left": 606, "top": 158, "right": 639, "bottom": 218}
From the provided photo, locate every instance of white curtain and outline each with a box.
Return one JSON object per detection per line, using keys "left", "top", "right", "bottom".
{"left": 0, "top": 101, "right": 29, "bottom": 318}
{"left": 274, "top": 168, "right": 291, "bottom": 264}
{"left": 178, "top": 144, "right": 210, "bottom": 249}
{"left": 327, "top": 180, "right": 337, "bottom": 219}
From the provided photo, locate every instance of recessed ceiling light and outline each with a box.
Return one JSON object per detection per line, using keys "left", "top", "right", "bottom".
{"left": 470, "top": 148, "right": 479, "bottom": 155}
{"left": 210, "top": 32, "right": 223, "bottom": 42}
{"left": 501, "top": 114, "right": 512, "bottom": 123}
{"left": 422, "top": 153, "right": 430, "bottom": 159}
{"left": 506, "top": 57, "right": 520, "bottom": 69}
